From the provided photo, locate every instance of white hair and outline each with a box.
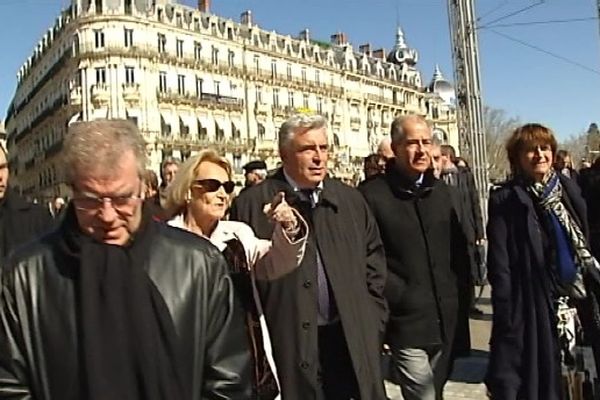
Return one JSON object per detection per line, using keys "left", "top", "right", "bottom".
{"left": 390, "top": 114, "right": 431, "bottom": 145}
{"left": 278, "top": 114, "right": 328, "bottom": 152}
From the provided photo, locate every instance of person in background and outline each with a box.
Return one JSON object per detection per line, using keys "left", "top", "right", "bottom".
{"left": 377, "top": 137, "right": 395, "bottom": 171}
{"left": 455, "top": 157, "right": 468, "bottom": 169}
{"left": 143, "top": 169, "right": 165, "bottom": 220}
{"left": 579, "top": 156, "right": 600, "bottom": 259}
{"left": 362, "top": 154, "right": 384, "bottom": 182}
{"left": 0, "top": 144, "right": 51, "bottom": 265}
{"left": 430, "top": 141, "right": 443, "bottom": 179}
{"left": 0, "top": 119, "right": 252, "bottom": 399}
{"left": 440, "top": 146, "right": 486, "bottom": 318}
{"left": 486, "top": 123, "right": 600, "bottom": 400}
{"left": 242, "top": 160, "right": 268, "bottom": 191}
{"left": 49, "top": 196, "right": 66, "bottom": 219}
{"left": 231, "top": 113, "right": 388, "bottom": 400}
{"left": 554, "top": 149, "right": 579, "bottom": 182}
{"left": 159, "top": 156, "right": 180, "bottom": 207}
{"left": 164, "top": 149, "right": 309, "bottom": 399}
{"left": 581, "top": 159, "right": 592, "bottom": 170}
{"left": 160, "top": 157, "right": 180, "bottom": 188}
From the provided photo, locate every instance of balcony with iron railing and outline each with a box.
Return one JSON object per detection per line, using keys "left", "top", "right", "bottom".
{"left": 157, "top": 134, "right": 253, "bottom": 153}
{"left": 91, "top": 83, "right": 110, "bottom": 105}
{"left": 70, "top": 86, "right": 82, "bottom": 106}
{"left": 122, "top": 82, "right": 141, "bottom": 103}
{"left": 78, "top": 42, "right": 159, "bottom": 61}
{"left": 254, "top": 102, "right": 270, "bottom": 116}
{"left": 157, "top": 90, "right": 244, "bottom": 112}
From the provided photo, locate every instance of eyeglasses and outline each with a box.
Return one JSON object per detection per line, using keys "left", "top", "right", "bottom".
{"left": 73, "top": 194, "right": 143, "bottom": 213}
{"left": 72, "top": 183, "right": 144, "bottom": 214}
{"left": 192, "top": 179, "right": 235, "bottom": 194}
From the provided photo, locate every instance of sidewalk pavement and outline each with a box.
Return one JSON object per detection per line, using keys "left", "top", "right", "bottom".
{"left": 385, "top": 287, "right": 492, "bottom": 400}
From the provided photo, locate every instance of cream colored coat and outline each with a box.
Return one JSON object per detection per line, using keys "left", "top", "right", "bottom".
{"left": 168, "top": 216, "right": 308, "bottom": 399}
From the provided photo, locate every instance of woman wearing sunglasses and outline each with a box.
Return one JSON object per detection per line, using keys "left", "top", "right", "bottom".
{"left": 164, "top": 149, "right": 308, "bottom": 400}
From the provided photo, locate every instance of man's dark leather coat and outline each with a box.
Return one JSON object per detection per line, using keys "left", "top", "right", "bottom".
{"left": 0, "top": 221, "right": 252, "bottom": 399}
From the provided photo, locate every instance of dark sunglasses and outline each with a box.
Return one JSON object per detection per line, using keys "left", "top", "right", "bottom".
{"left": 192, "top": 179, "right": 235, "bottom": 194}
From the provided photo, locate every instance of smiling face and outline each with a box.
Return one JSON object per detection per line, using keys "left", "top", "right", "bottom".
{"left": 188, "top": 161, "right": 231, "bottom": 226}
{"left": 281, "top": 126, "right": 329, "bottom": 188}
{"left": 72, "top": 150, "right": 144, "bottom": 246}
{"left": 518, "top": 143, "right": 554, "bottom": 182}
{"left": 393, "top": 119, "right": 433, "bottom": 178}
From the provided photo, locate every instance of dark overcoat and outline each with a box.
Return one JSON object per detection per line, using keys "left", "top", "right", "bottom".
{"left": 229, "top": 169, "right": 389, "bottom": 400}
{"left": 578, "top": 165, "right": 600, "bottom": 258}
{"left": 358, "top": 168, "right": 468, "bottom": 357}
{"left": 485, "top": 176, "right": 589, "bottom": 400}
{"left": 0, "top": 188, "right": 52, "bottom": 263}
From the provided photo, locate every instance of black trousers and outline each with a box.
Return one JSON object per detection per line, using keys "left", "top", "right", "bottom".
{"left": 317, "top": 322, "right": 360, "bottom": 400}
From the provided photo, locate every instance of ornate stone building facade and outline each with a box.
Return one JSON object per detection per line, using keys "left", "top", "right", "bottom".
{"left": 0, "top": 120, "right": 5, "bottom": 150}
{"left": 5, "top": 0, "right": 457, "bottom": 198}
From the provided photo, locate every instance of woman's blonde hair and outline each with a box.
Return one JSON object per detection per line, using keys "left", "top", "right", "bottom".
{"left": 164, "top": 149, "right": 232, "bottom": 216}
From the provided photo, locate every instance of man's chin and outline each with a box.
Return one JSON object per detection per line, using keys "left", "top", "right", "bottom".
{"left": 308, "top": 172, "right": 326, "bottom": 181}
{"left": 101, "top": 237, "right": 129, "bottom": 246}
{"left": 90, "top": 230, "right": 129, "bottom": 246}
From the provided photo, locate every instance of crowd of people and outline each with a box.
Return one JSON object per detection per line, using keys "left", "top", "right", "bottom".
{"left": 0, "top": 113, "right": 599, "bottom": 400}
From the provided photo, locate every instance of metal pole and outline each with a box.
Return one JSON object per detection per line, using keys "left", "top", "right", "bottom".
{"left": 448, "top": 0, "right": 489, "bottom": 223}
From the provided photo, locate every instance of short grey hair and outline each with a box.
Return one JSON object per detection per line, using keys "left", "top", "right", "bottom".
{"left": 63, "top": 119, "right": 147, "bottom": 184}
{"left": 390, "top": 114, "right": 431, "bottom": 145}
{"left": 278, "top": 113, "right": 328, "bottom": 152}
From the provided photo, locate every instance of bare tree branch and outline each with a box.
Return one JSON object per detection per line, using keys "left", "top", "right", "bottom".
{"left": 483, "top": 106, "right": 520, "bottom": 181}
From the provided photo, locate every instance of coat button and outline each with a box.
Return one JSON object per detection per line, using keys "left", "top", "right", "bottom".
{"left": 303, "top": 280, "right": 312, "bottom": 288}
{"left": 300, "top": 361, "right": 309, "bottom": 369}
{"left": 302, "top": 321, "right": 310, "bottom": 329}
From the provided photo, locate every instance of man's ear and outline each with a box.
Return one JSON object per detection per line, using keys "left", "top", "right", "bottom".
{"left": 279, "top": 149, "right": 287, "bottom": 163}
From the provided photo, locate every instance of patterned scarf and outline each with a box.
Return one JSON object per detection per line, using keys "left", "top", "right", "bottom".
{"left": 528, "top": 170, "right": 600, "bottom": 298}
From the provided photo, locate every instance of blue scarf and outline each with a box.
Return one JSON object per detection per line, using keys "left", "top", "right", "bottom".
{"left": 529, "top": 172, "right": 583, "bottom": 285}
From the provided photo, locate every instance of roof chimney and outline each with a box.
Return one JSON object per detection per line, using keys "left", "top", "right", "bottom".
{"left": 198, "top": 0, "right": 210, "bottom": 13}
{"left": 299, "top": 29, "right": 310, "bottom": 42}
{"left": 240, "top": 10, "right": 252, "bottom": 25}
{"left": 372, "top": 48, "right": 386, "bottom": 59}
{"left": 330, "top": 32, "right": 348, "bottom": 46}
{"left": 358, "top": 43, "right": 372, "bottom": 55}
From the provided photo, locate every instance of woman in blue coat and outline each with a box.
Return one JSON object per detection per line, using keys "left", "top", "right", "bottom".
{"left": 486, "top": 123, "right": 600, "bottom": 399}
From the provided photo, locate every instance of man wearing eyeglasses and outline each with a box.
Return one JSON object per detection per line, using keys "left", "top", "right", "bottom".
{"left": 230, "top": 113, "right": 388, "bottom": 400}
{"left": 358, "top": 115, "right": 468, "bottom": 400}
{"left": 0, "top": 119, "right": 251, "bottom": 399}
{"left": 0, "top": 144, "right": 52, "bottom": 265}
